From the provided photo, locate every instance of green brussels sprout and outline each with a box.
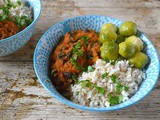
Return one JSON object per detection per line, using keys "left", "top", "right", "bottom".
{"left": 125, "top": 36, "right": 143, "bottom": 51}
{"left": 100, "top": 41, "right": 119, "bottom": 60}
{"left": 99, "top": 30, "right": 117, "bottom": 43}
{"left": 100, "top": 23, "right": 117, "bottom": 33}
{"left": 119, "top": 42, "right": 135, "bottom": 58}
{"left": 116, "top": 35, "right": 125, "bottom": 44}
{"left": 119, "top": 21, "right": 137, "bottom": 37}
{"left": 129, "top": 52, "right": 148, "bottom": 69}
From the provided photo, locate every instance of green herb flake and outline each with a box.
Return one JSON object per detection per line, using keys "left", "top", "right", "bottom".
{"left": 25, "top": 19, "right": 33, "bottom": 25}
{"left": 79, "top": 80, "right": 105, "bottom": 95}
{"left": 70, "top": 57, "right": 82, "bottom": 70}
{"left": 104, "top": 58, "right": 110, "bottom": 63}
{"left": 108, "top": 94, "right": 123, "bottom": 106}
{"left": 86, "top": 82, "right": 91, "bottom": 87}
{"left": 80, "top": 36, "right": 90, "bottom": 45}
{"left": 77, "top": 50, "right": 83, "bottom": 56}
{"left": 110, "top": 75, "right": 119, "bottom": 83}
{"left": 115, "top": 82, "right": 129, "bottom": 94}
{"left": 88, "top": 66, "right": 95, "bottom": 72}
{"left": 94, "top": 85, "right": 105, "bottom": 95}
{"left": 72, "top": 74, "right": 78, "bottom": 84}
{"left": 79, "top": 80, "right": 90, "bottom": 88}
{"left": 46, "top": 80, "right": 50, "bottom": 83}
{"left": 121, "top": 85, "right": 129, "bottom": 91}
{"left": 82, "top": 67, "right": 88, "bottom": 72}
{"left": 17, "top": 1, "right": 22, "bottom": 5}
{"left": 102, "top": 72, "right": 109, "bottom": 79}
{"left": 21, "top": 15, "right": 27, "bottom": 19}
{"left": 15, "top": 16, "right": 25, "bottom": 28}
{"left": 70, "top": 41, "right": 84, "bottom": 70}
{"left": 50, "top": 70, "right": 57, "bottom": 77}
{"left": 110, "top": 60, "right": 116, "bottom": 65}
{"left": 115, "top": 83, "right": 121, "bottom": 94}
{"left": 80, "top": 36, "right": 90, "bottom": 40}
{"left": 7, "top": 2, "right": 13, "bottom": 8}
{"left": 74, "top": 42, "right": 81, "bottom": 49}
{"left": 76, "top": 91, "right": 80, "bottom": 95}
{"left": 65, "top": 93, "right": 71, "bottom": 100}
{"left": 72, "top": 54, "right": 78, "bottom": 60}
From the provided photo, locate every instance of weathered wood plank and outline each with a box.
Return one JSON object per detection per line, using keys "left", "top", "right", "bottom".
{"left": 43, "top": 0, "right": 160, "bottom": 8}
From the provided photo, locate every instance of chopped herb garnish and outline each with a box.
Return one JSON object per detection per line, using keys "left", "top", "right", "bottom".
{"left": 72, "top": 74, "right": 78, "bottom": 84}
{"left": 102, "top": 72, "right": 109, "bottom": 79}
{"left": 80, "top": 36, "right": 90, "bottom": 40}
{"left": 86, "top": 82, "right": 92, "bottom": 87}
{"left": 92, "top": 85, "right": 105, "bottom": 94}
{"left": 50, "top": 70, "right": 57, "bottom": 77}
{"left": 80, "top": 36, "right": 90, "bottom": 45}
{"left": 87, "top": 66, "right": 95, "bottom": 72}
{"left": 72, "top": 54, "right": 78, "bottom": 60}
{"left": 21, "top": 15, "right": 27, "bottom": 19}
{"left": 25, "top": 19, "right": 33, "bottom": 25}
{"left": 15, "top": 16, "right": 26, "bottom": 27}
{"left": 115, "top": 83, "right": 121, "bottom": 94}
{"left": 104, "top": 58, "right": 110, "bottom": 63}
{"left": 76, "top": 91, "right": 80, "bottom": 95}
{"left": 70, "top": 41, "right": 84, "bottom": 70}
{"left": 17, "top": 1, "right": 22, "bottom": 5}
{"left": 103, "top": 58, "right": 123, "bottom": 65}
{"left": 6, "top": 1, "right": 13, "bottom": 8}
{"left": 79, "top": 80, "right": 90, "bottom": 87}
{"left": 70, "top": 58, "right": 83, "bottom": 70}
{"left": 121, "top": 85, "right": 129, "bottom": 91}
{"left": 108, "top": 94, "right": 123, "bottom": 105}
{"left": 46, "top": 80, "right": 50, "bottom": 83}
{"left": 65, "top": 93, "right": 71, "bottom": 100}
{"left": 110, "top": 60, "right": 116, "bottom": 65}
{"left": 77, "top": 50, "right": 83, "bottom": 56}
{"left": 82, "top": 67, "right": 88, "bottom": 72}
{"left": 74, "top": 42, "right": 81, "bottom": 49}
{"left": 110, "top": 75, "right": 119, "bottom": 83}
{"left": 110, "top": 74, "right": 129, "bottom": 94}
{"left": 79, "top": 80, "right": 105, "bottom": 94}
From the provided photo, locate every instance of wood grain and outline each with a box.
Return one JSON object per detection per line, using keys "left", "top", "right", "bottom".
{"left": 0, "top": 0, "right": 160, "bottom": 120}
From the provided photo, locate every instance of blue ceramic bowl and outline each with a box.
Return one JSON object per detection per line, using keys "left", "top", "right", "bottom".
{"left": 34, "top": 15, "right": 160, "bottom": 112}
{"left": 0, "top": 0, "right": 41, "bottom": 57}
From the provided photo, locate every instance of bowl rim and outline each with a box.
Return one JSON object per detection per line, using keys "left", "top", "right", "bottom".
{"left": 0, "top": 0, "right": 42, "bottom": 43}
{"left": 34, "top": 15, "right": 160, "bottom": 111}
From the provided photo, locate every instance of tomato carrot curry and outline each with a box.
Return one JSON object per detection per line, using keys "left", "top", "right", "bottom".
{"left": 0, "top": 20, "right": 19, "bottom": 40}
{"left": 50, "top": 30, "right": 101, "bottom": 98}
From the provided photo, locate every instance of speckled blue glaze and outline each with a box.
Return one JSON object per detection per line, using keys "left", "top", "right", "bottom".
{"left": 0, "top": 0, "right": 41, "bottom": 57}
{"left": 34, "top": 15, "right": 160, "bottom": 112}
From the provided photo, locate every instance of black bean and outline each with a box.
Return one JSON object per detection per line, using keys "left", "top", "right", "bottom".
{"left": 58, "top": 52, "right": 63, "bottom": 59}
{"left": 66, "top": 51, "right": 72, "bottom": 59}
{"left": 84, "top": 29, "right": 90, "bottom": 33}
{"left": 64, "top": 72, "right": 72, "bottom": 79}
{"left": 62, "top": 59, "right": 68, "bottom": 64}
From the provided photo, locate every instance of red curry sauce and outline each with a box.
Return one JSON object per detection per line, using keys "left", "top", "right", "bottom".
{"left": 50, "top": 30, "right": 100, "bottom": 97}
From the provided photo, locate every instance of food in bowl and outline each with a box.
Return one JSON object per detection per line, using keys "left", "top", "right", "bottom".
{"left": 50, "top": 30, "right": 101, "bottom": 95}
{"left": 0, "top": 0, "right": 33, "bottom": 40}
{"left": 50, "top": 21, "right": 149, "bottom": 107}
{"left": 71, "top": 59, "right": 145, "bottom": 107}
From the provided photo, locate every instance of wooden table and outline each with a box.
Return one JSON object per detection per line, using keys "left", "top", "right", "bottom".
{"left": 0, "top": 0, "right": 160, "bottom": 119}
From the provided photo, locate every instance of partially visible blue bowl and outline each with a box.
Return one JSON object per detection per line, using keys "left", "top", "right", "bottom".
{"left": 34, "top": 15, "right": 160, "bottom": 112}
{"left": 0, "top": 0, "right": 41, "bottom": 57}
